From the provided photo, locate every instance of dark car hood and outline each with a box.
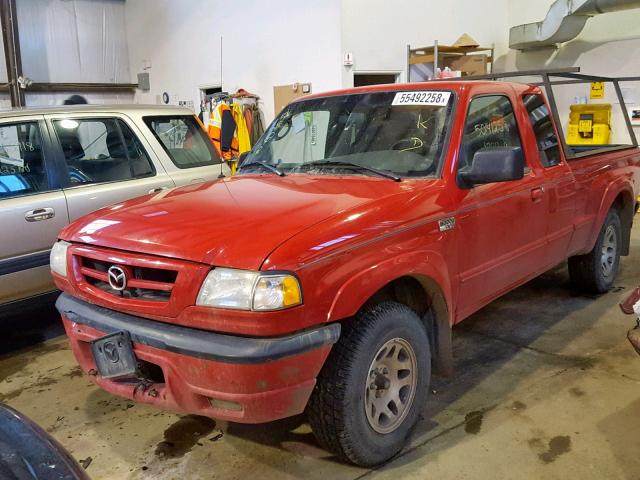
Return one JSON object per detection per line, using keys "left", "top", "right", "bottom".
{"left": 0, "top": 404, "right": 88, "bottom": 480}
{"left": 60, "top": 174, "right": 421, "bottom": 270}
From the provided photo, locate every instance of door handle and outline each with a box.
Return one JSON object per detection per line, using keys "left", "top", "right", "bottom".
{"left": 531, "top": 187, "right": 545, "bottom": 202}
{"left": 190, "top": 178, "right": 206, "bottom": 184}
{"left": 148, "top": 186, "right": 170, "bottom": 194}
{"left": 25, "top": 207, "right": 55, "bottom": 222}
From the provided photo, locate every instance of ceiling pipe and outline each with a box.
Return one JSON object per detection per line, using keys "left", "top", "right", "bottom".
{"left": 509, "top": 0, "right": 640, "bottom": 51}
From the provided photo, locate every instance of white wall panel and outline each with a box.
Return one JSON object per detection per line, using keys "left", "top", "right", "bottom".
{"left": 340, "top": 0, "right": 511, "bottom": 87}
{"left": 125, "top": 0, "right": 342, "bottom": 123}
{"left": 17, "top": 0, "right": 130, "bottom": 83}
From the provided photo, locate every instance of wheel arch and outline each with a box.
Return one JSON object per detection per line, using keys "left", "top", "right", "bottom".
{"left": 588, "top": 183, "right": 635, "bottom": 256}
{"left": 327, "top": 253, "right": 454, "bottom": 376}
{"left": 612, "top": 189, "right": 635, "bottom": 256}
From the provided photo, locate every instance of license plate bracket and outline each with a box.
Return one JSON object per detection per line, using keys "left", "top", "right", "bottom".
{"left": 91, "top": 331, "right": 138, "bottom": 379}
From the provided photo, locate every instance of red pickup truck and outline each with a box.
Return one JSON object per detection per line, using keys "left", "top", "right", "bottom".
{"left": 52, "top": 71, "right": 640, "bottom": 466}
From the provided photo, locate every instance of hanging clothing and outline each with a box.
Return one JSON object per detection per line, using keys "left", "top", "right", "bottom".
{"left": 208, "top": 103, "right": 238, "bottom": 160}
{"left": 243, "top": 106, "right": 254, "bottom": 143}
{"left": 230, "top": 103, "right": 251, "bottom": 155}
{"left": 251, "top": 105, "right": 265, "bottom": 144}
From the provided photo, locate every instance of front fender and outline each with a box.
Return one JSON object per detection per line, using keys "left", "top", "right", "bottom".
{"left": 326, "top": 249, "right": 454, "bottom": 324}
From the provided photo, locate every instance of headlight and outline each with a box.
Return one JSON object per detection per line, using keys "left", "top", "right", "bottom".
{"left": 196, "top": 268, "right": 302, "bottom": 311}
{"left": 253, "top": 275, "right": 302, "bottom": 310}
{"left": 50, "top": 240, "right": 70, "bottom": 277}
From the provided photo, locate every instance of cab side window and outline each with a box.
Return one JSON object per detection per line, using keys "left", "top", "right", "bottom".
{"left": 52, "top": 118, "right": 154, "bottom": 185}
{"left": 523, "top": 94, "right": 561, "bottom": 167}
{"left": 459, "top": 95, "right": 522, "bottom": 172}
{"left": 0, "top": 122, "right": 49, "bottom": 199}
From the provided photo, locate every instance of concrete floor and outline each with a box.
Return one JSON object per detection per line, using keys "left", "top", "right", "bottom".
{"left": 2, "top": 227, "right": 640, "bottom": 480}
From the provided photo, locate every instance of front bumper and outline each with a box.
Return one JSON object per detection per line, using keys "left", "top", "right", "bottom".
{"left": 56, "top": 293, "right": 340, "bottom": 423}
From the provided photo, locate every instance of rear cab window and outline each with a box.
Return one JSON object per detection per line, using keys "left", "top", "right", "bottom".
{"left": 523, "top": 94, "right": 561, "bottom": 167}
{"left": 143, "top": 115, "right": 221, "bottom": 169}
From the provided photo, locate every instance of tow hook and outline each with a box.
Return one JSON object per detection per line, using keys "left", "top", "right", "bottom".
{"left": 133, "top": 379, "right": 155, "bottom": 397}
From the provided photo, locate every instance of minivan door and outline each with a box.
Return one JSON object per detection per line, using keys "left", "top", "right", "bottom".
{"left": 0, "top": 116, "right": 69, "bottom": 305}
{"left": 47, "top": 113, "right": 175, "bottom": 221}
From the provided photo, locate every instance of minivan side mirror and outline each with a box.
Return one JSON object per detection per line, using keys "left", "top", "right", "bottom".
{"left": 457, "top": 147, "right": 524, "bottom": 189}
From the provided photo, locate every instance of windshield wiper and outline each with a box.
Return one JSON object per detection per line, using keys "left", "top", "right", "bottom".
{"left": 295, "top": 160, "right": 401, "bottom": 182}
{"left": 238, "top": 161, "right": 286, "bottom": 177}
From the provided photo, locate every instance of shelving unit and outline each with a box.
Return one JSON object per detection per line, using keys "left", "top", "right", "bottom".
{"left": 406, "top": 40, "right": 494, "bottom": 82}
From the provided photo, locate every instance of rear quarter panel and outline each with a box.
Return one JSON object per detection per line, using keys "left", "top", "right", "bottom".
{"left": 567, "top": 148, "right": 640, "bottom": 255}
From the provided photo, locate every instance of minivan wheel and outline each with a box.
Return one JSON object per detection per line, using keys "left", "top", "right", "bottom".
{"left": 569, "top": 208, "right": 622, "bottom": 293}
{"left": 307, "top": 302, "right": 431, "bottom": 467}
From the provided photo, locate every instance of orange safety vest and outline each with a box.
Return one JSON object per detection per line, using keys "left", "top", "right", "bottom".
{"left": 207, "top": 103, "right": 239, "bottom": 160}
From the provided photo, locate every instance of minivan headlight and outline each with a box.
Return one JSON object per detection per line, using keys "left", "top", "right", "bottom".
{"left": 196, "top": 268, "right": 302, "bottom": 311}
{"left": 50, "top": 240, "right": 70, "bottom": 277}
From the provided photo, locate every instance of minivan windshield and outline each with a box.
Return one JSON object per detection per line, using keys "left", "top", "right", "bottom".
{"left": 240, "top": 90, "right": 454, "bottom": 179}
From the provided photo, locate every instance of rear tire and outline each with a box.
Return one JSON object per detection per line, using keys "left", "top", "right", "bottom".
{"left": 307, "top": 302, "right": 430, "bottom": 466}
{"left": 569, "top": 209, "right": 622, "bottom": 293}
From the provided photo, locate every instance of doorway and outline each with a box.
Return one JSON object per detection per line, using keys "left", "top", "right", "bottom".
{"left": 353, "top": 73, "right": 399, "bottom": 87}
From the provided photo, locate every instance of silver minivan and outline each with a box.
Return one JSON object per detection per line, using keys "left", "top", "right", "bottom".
{"left": 0, "top": 104, "right": 228, "bottom": 309}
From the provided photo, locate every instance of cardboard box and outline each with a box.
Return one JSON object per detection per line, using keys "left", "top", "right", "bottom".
{"left": 443, "top": 54, "right": 488, "bottom": 77}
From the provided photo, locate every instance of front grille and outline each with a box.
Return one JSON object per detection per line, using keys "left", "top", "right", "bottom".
{"left": 78, "top": 256, "right": 178, "bottom": 302}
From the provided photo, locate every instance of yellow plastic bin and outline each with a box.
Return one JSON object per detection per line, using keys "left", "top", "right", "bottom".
{"left": 567, "top": 103, "right": 611, "bottom": 145}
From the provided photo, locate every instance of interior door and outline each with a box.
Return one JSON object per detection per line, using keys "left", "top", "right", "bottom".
{"left": 453, "top": 95, "right": 549, "bottom": 320}
{"left": 0, "top": 116, "right": 69, "bottom": 304}
{"left": 47, "top": 114, "right": 175, "bottom": 222}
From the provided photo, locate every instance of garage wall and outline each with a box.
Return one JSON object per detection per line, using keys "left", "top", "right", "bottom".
{"left": 125, "top": 0, "right": 342, "bottom": 123}
{"left": 339, "top": 0, "right": 511, "bottom": 88}
{"left": 504, "top": 1, "right": 640, "bottom": 76}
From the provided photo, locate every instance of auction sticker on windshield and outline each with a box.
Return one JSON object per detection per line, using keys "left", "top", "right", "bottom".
{"left": 392, "top": 91, "right": 451, "bottom": 106}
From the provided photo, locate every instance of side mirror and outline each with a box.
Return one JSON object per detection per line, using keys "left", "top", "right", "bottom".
{"left": 238, "top": 151, "right": 250, "bottom": 166}
{"left": 458, "top": 147, "right": 524, "bottom": 188}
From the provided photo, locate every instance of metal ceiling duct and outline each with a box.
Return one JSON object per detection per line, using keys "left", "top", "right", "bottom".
{"left": 509, "top": 0, "right": 640, "bottom": 50}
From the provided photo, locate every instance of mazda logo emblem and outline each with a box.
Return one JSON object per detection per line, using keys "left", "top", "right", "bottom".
{"left": 103, "top": 341, "right": 120, "bottom": 363}
{"left": 107, "top": 265, "right": 127, "bottom": 291}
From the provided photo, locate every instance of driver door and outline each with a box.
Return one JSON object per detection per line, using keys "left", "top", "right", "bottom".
{"left": 453, "top": 94, "right": 549, "bottom": 321}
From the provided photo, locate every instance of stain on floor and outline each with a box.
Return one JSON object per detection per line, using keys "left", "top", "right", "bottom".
{"left": 538, "top": 435, "right": 572, "bottom": 464}
{"left": 154, "top": 415, "right": 217, "bottom": 458}
{"left": 464, "top": 411, "right": 483, "bottom": 434}
{"left": 569, "top": 387, "right": 586, "bottom": 397}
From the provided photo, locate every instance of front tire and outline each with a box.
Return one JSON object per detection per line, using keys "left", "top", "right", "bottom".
{"left": 569, "top": 208, "right": 622, "bottom": 293}
{"left": 307, "top": 302, "right": 431, "bottom": 466}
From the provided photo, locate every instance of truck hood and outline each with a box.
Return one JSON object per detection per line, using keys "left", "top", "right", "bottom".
{"left": 60, "top": 174, "right": 420, "bottom": 270}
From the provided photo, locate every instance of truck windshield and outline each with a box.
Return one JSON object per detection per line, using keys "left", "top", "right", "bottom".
{"left": 241, "top": 90, "right": 455, "bottom": 178}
